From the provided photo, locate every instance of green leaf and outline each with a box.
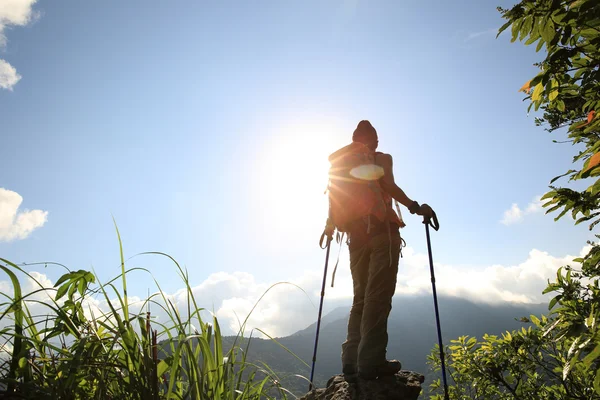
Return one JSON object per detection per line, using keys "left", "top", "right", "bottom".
{"left": 541, "top": 191, "right": 556, "bottom": 200}
{"left": 549, "top": 79, "right": 559, "bottom": 101}
{"left": 78, "top": 279, "right": 86, "bottom": 296}
{"left": 56, "top": 283, "right": 70, "bottom": 301}
{"left": 586, "top": 309, "right": 596, "bottom": 329}
{"left": 546, "top": 204, "right": 563, "bottom": 214}
{"left": 520, "top": 17, "right": 533, "bottom": 41}
{"left": 525, "top": 35, "right": 539, "bottom": 46}
{"left": 532, "top": 83, "right": 544, "bottom": 101}
{"left": 568, "top": 336, "right": 580, "bottom": 358}
{"left": 54, "top": 272, "right": 74, "bottom": 287}
{"left": 550, "top": 170, "right": 576, "bottom": 184}
{"left": 574, "top": 68, "right": 585, "bottom": 80}
{"left": 85, "top": 271, "right": 96, "bottom": 284}
{"left": 68, "top": 282, "right": 78, "bottom": 299}
{"left": 595, "top": 368, "right": 600, "bottom": 394}
{"left": 548, "top": 295, "right": 561, "bottom": 310}
{"left": 587, "top": 179, "right": 600, "bottom": 196}
{"left": 582, "top": 342, "right": 600, "bottom": 368}
{"left": 497, "top": 20, "right": 512, "bottom": 38}
{"left": 511, "top": 18, "right": 525, "bottom": 43}
{"left": 536, "top": 38, "right": 545, "bottom": 52}
{"left": 563, "top": 353, "right": 577, "bottom": 380}
{"left": 555, "top": 207, "right": 572, "bottom": 221}
{"left": 543, "top": 283, "right": 559, "bottom": 294}
{"left": 530, "top": 75, "right": 542, "bottom": 87}
{"left": 541, "top": 20, "right": 556, "bottom": 43}
{"left": 157, "top": 358, "right": 172, "bottom": 377}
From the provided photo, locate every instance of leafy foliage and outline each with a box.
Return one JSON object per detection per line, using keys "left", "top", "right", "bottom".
{"left": 427, "top": 315, "right": 599, "bottom": 399}
{"left": 428, "top": 0, "right": 600, "bottom": 397}
{"left": 496, "top": 0, "right": 600, "bottom": 227}
{"left": 0, "top": 229, "right": 293, "bottom": 399}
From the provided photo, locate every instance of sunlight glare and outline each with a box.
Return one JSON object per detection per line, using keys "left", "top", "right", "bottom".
{"left": 349, "top": 164, "right": 384, "bottom": 181}
{"left": 251, "top": 122, "right": 347, "bottom": 244}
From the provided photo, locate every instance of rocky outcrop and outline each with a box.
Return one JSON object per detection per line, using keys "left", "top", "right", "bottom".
{"left": 299, "top": 370, "right": 424, "bottom": 400}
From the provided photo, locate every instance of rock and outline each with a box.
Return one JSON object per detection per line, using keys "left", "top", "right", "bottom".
{"left": 299, "top": 370, "right": 424, "bottom": 400}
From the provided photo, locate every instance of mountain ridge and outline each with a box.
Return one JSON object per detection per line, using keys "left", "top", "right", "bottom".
{"left": 158, "top": 295, "right": 551, "bottom": 397}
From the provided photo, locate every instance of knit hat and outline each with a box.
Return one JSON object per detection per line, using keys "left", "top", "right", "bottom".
{"left": 352, "top": 120, "right": 377, "bottom": 143}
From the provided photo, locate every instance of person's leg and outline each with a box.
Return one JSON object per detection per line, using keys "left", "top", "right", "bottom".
{"left": 357, "top": 227, "right": 401, "bottom": 376}
{"left": 340, "top": 242, "right": 370, "bottom": 372}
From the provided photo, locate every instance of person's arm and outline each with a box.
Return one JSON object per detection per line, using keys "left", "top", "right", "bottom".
{"left": 377, "top": 154, "right": 414, "bottom": 207}
{"left": 377, "top": 153, "right": 430, "bottom": 216}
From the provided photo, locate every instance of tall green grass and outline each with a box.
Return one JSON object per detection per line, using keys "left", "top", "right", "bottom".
{"left": 0, "top": 227, "right": 307, "bottom": 399}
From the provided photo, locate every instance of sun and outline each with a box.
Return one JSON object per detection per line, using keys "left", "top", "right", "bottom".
{"left": 251, "top": 123, "right": 347, "bottom": 240}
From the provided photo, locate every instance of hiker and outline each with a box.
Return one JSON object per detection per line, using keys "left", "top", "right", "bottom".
{"left": 326, "top": 120, "right": 435, "bottom": 380}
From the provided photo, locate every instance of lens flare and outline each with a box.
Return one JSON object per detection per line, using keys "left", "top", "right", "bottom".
{"left": 349, "top": 164, "right": 385, "bottom": 181}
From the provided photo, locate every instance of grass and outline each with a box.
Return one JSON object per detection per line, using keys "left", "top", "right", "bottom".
{"left": 0, "top": 225, "right": 309, "bottom": 399}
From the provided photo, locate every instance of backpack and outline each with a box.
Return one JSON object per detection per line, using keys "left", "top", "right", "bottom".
{"left": 326, "top": 142, "right": 388, "bottom": 233}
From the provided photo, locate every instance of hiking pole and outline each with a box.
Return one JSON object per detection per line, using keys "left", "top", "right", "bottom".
{"left": 423, "top": 211, "right": 449, "bottom": 400}
{"left": 309, "top": 222, "right": 334, "bottom": 391}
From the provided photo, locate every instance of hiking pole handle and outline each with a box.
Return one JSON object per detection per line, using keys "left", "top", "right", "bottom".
{"left": 422, "top": 210, "right": 440, "bottom": 231}
{"left": 319, "top": 219, "right": 335, "bottom": 249}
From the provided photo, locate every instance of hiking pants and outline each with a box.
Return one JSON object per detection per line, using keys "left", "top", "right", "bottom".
{"left": 341, "top": 226, "right": 401, "bottom": 369}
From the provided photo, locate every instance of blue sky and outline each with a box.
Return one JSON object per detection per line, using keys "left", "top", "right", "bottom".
{"left": 0, "top": 0, "right": 594, "bottom": 336}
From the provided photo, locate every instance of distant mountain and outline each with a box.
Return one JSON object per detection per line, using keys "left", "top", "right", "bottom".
{"left": 272, "top": 295, "right": 548, "bottom": 393}
{"left": 290, "top": 305, "right": 350, "bottom": 338}
{"left": 159, "top": 295, "right": 550, "bottom": 397}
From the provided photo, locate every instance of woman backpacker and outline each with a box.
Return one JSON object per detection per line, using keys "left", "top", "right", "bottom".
{"left": 326, "top": 120, "right": 435, "bottom": 380}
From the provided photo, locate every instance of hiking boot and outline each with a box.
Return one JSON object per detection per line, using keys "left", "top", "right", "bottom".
{"left": 342, "top": 364, "right": 358, "bottom": 382}
{"left": 358, "top": 360, "right": 402, "bottom": 380}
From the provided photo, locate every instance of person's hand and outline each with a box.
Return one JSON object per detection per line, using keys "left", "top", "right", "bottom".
{"left": 320, "top": 218, "right": 336, "bottom": 248}
{"left": 324, "top": 218, "right": 335, "bottom": 237}
{"left": 418, "top": 203, "right": 440, "bottom": 230}
{"left": 418, "top": 203, "right": 435, "bottom": 220}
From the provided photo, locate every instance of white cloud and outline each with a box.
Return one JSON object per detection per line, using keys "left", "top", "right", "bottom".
{"left": 0, "top": 244, "right": 586, "bottom": 342}
{"left": 395, "top": 245, "right": 587, "bottom": 304}
{"left": 526, "top": 196, "right": 544, "bottom": 213}
{"left": 0, "top": 0, "right": 38, "bottom": 43}
{"left": 0, "top": 188, "right": 48, "bottom": 241}
{"left": 158, "top": 270, "right": 337, "bottom": 338}
{"left": 0, "top": 0, "right": 39, "bottom": 90}
{"left": 0, "top": 59, "right": 21, "bottom": 90}
{"left": 198, "top": 244, "right": 585, "bottom": 336}
{"left": 501, "top": 195, "right": 543, "bottom": 225}
{"left": 501, "top": 203, "right": 523, "bottom": 225}
{"left": 137, "top": 243, "right": 593, "bottom": 337}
